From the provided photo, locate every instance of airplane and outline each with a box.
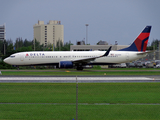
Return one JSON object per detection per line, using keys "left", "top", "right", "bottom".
{"left": 4, "top": 26, "right": 151, "bottom": 70}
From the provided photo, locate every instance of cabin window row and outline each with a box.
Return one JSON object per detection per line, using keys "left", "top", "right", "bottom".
{"left": 25, "top": 56, "right": 99, "bottom": 58}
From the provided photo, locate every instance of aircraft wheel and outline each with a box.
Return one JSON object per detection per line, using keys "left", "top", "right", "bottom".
{"left": 76, "top": 66, "right": 83, "bottom": 70}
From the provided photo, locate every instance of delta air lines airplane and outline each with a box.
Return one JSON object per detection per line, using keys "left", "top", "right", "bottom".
{"left": 4, "top": 26, "right": 151, "bottom": 70}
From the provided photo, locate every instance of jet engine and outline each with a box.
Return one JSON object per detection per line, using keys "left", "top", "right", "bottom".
{"left": 59, "top": 61, "right": 73, "bottom": 68}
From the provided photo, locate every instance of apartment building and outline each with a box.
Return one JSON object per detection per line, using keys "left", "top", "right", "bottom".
{"left": 0, "top": 24, "right": 5, "bottom": 40}
{"left": 33, "top": 20, "right": 64, "bottom": 47}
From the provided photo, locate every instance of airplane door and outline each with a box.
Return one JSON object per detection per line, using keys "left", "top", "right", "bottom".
{"left": 126, "top": 53, "right": 129, "bottom": 61}
{"left": 20, "top": 54, "right": 24, "bottom": 61}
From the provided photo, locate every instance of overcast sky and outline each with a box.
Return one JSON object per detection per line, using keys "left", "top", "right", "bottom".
{"left": 1, "top": 0, "right": 160, "bottom": 45}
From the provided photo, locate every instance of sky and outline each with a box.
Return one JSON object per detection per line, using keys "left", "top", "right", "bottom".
{"left": 1, "top": 0, "right": 160, "bottom": 46}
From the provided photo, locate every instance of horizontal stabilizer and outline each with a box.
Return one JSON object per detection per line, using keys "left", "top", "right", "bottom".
{"left": 137, "top": 51, "right": 153, "bottom": 55}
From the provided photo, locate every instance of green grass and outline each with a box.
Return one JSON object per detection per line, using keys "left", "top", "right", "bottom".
{"left": 1, "top": 83, "right": 159, "bottom": 104}
{"left": 1, "top": 69, "right": 160, "bottom": 76}
{"left": 0, "top": 104, "right": 160, "bottom": 120}
{"left": 0, "top": 83, "right": 160, "bottom": 119}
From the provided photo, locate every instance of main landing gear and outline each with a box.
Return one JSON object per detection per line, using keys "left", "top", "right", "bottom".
{"left": 76, "top": 66, "right": 83, "bottom": 70}
{"left": 17, "top": 66, "right": 19, "bottom": 70}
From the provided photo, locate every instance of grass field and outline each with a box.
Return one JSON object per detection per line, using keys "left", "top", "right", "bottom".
{"left": 1, "top": 68, "right": 160, "bottom": 76}
{"left": 1, "top": 104, "right": 160, "bottom": 120}
{"left": 0, "top": 83, "right": 160, "bottom": 119}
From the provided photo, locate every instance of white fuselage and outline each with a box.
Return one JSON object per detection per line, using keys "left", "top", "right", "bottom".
{"left": 4, "top": 51, "right": 147, "bottom": 66}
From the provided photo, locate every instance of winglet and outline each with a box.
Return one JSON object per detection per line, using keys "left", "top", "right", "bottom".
{"left": 102, "top": 46, "right": 112, "bottom": 57}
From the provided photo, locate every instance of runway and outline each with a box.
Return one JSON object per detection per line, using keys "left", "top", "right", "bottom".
{"left": 0, "top": 76, "right": 159, "bottom": 83}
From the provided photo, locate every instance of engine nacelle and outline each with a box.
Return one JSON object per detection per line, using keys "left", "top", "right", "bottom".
{"left": 59, "top": 61, "right": 73, "bottom": 68}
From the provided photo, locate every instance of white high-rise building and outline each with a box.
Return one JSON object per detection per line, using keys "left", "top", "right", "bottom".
{"left": 0, "top": 24, "right": 5, "bottom": 40}
{"left": 33, "top": 20, "right": 64, "bottom": 47}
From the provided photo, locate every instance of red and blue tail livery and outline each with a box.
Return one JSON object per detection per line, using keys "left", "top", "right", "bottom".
{"left": 119, "top": 26, "right": 151, "bottom": 52}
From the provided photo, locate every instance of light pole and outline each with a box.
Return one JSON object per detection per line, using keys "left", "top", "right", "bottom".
{"left": 76, "top": 76, "right": 78, "bottom": 120}
{"left": 85, "top": 24, "right": 89, "bottom": 45}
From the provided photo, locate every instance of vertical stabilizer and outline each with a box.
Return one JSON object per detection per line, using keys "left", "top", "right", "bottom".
{"left": 119, "top": 26, "right": 151, "bottom": 52}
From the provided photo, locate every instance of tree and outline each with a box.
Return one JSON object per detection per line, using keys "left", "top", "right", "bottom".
{"left": 32, "top": 39, "right": 44, "bottom": 51}
{"left": 6, "top": 43, "right": 14, "bottom": 55}
{"left": 54, "top": 40, "right": 73, "bottom": 51}
{"left": 61, "top": 41, "right": 73, "bottom": 51}
{"left": 24, "top": 39, "right": 32, "bottom": 47}
{"left": 55, "top": 39, "right": 63, "bottom": 51}
{"left": 0, "top": 51, "right": 3, "bottom": 58}
{"left": 0, "top": 40, "right": 4, "bottom": 54}
{"left": 15, "top": 37, "right": 23, "bottom": 50}
{"left": 146, "top": 39, "right": 160, "bottom": 50}
{"left": 151, "top": 39, "right": 160, "bottom": 50}
{"left": 44, "top": 43, "right": 53, "bottom": 51}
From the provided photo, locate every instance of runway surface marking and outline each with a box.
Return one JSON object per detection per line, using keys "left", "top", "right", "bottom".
{"left": 0, "top": 77, "right": 153, "bottom": 81}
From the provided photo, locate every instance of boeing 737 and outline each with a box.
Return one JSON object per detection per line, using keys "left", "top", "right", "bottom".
{"left": 4, "top": 26, "right": 151, "bottom": 70}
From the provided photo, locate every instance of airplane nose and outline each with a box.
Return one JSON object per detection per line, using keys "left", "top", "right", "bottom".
{"left": 3, "top": 58, "right": 10, "bottom": 64}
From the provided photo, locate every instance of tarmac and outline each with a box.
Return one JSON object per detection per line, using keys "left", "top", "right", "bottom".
{"left": 0, "top": 76, "right": 159, "bottom": 83}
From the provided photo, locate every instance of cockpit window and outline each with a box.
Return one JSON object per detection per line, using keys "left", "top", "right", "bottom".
{"left": 10, "top": 56, "right": 15, "bottom": 58}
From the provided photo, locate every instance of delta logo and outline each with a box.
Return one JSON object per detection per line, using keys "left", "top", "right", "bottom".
{"left": 26, "top": 53, "right": 45, "bottom": 56}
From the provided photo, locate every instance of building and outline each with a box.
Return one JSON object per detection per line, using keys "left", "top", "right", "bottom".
{"left": 77, "top": 40, "right": 85, "bottom": 45}
{"left": 97, "top": 40, "right": 108, "bottom": 45}
{"left": 0, "top": 24, "right": 5, "bottom": 40}
{"left": 33, "top": 20, "right": 64, "bottom": 47}
{"left": 70, "top": 45, "right": 129, "bottom": 51}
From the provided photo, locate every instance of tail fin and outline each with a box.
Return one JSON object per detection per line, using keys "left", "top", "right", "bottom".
{"left": 119, "top": 26, "right": 152, "bottom": 52}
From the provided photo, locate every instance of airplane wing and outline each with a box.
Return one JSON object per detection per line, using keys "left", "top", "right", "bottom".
{"left": 72, "top": 46, "right": 112, "bottom": 63}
